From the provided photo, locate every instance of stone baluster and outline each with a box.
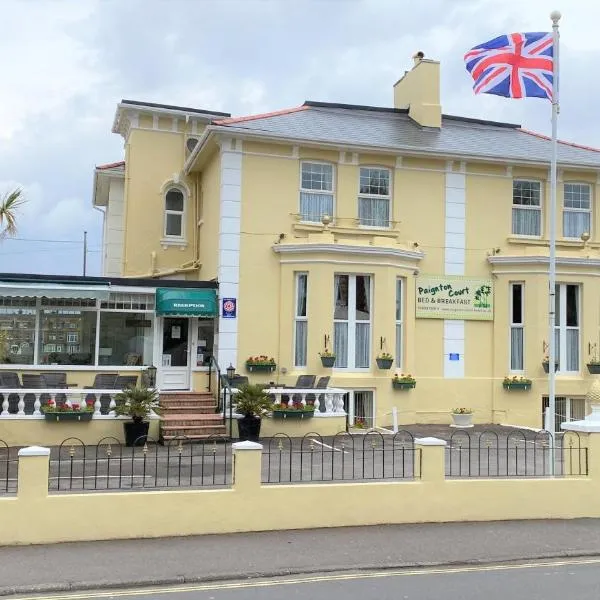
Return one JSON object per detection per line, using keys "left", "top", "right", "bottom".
{"left": 333, "top": 392, "right": 345, "bottom": 413}
{"left": 1, "top": 394, "right": 8, "bottom": 415}
{"left": 65, "top": 396, "right": 72, "bottom": 409}
{"left": 324, "top": 392, "right": 334, "bottom": 413}
{"left": 94, "top": 396, "right": 102, "bottom": 416}
{"left": 33, "top": 393, "right": 41, "bottom": 416}
{"left": 300, "top": 392, "right": 307, "bottom": 407}
{"left": 108, "top": 394, "right": 116, "bottom": 416}
{"left": 272, "top": 391, "right": 282, "bottom": 406}
{"left": 17, "top": 393, "right": 25, "bottom": 415}
{"left": 313, "top": 394, "right": 320, "bottom": 412}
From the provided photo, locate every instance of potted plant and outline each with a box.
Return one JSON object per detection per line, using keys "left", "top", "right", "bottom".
{"left": 112, "top": 385, "right": 162, "bottom": 446}
{"left": 587, "top": 354, "right": 600, "bottom": 374}
{"left": 376, "top": 352, "right": 394, "bottom": 370}
{"left": 320, "top": 349, "right": 336, "bottom": 368}
{"left": 502, "top": 376, "right": 532, "bottom": 391}
{"left": 272, "top": 401, "right": 315, "bottom": 420}
{"left": 245, "top": 355, "right": 276, "bottom": 373}
{"left": 542, "top": 355, "right": 559, "bottom": 373}
{"left": 42, "top": 398, "right": 94, "bottom": 422}
{"left": 234, "top": 383, "right": 273, "bottom": 441}
{"left": 392, "top": 373, "right": 416, "bottom": 389}
{"left": 451, "top": 408, "right": 473, "bottom": 428}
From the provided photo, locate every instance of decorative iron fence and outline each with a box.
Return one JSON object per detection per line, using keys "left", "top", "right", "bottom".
{"left": 445, "top": 430, "right": 588, "bottom": 478}
{"left": 49, "top": 436, "right": 232, "bottom": 491}
{"left": 0, "top": 440, "right": 17, "bottom": 495}
{"left": 261, "top": 431, "right": 418, "bottom": 484}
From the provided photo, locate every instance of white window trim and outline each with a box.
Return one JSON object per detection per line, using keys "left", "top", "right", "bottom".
{"left": 509, "top": 282, "right": 524, "bottom": 373}
{"left": 555, "top": 283, "right": 580, "bottom": 374}
{"left": 299, "top": 160, "right": 336, "bottom": 224}
{"left": 163, "top": 186, "right": 186, "bottom": 240}
{"left": 512, "top": 179, "right": 543, "bottom": 238}
{"left": 357, "top": 165, "right": 392, "bottom": 229}
{"left": 334, "top": 274, "right": 372, "bottom": 372}
{"left": 345, "top": 388, "right": 376, "bottom": 427}
{"left": 563, "top": 181, "right": 592, "bottom": 239}
{"left": 396, "top": 278, "right": 403, "bottom": 370}
{"left": 293, "top": 273, "right": 308, "bottom": 368}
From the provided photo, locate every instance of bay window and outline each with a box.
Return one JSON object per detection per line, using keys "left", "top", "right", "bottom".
{"left": 294, "top": 273, "right": 308, "bottom": 367}
{"left": 510, "top": 283, "right": 524, "bottom": 371}
{"left": 396, "top": 278, "right": 403, "bottom": 369}
{"left": 98, "top": 312, "right": 154, "bottom": 366}
{"left": 39, "top": 308, "right": 96, "bottom": 365}
{"left": 334, "top": 274, "right": 371, "bottom": 369}
{"left": 554, "top": 284, "right": 580, "bottom": 372}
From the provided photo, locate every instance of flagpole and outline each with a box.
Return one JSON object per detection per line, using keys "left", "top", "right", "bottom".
{"left": 548, "top": 9, "right": 561, "bottom": 474}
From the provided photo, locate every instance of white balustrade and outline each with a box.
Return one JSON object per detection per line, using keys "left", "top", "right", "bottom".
{"left": 0, "top": 388, "right": 124, "bottom": 418}
{"left": 263, "top": 387, "right": 347, "bottom": 416}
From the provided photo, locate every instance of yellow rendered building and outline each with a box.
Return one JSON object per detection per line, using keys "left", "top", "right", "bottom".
{"left": 94, "top": 56, "right": 600, "bottom": 429}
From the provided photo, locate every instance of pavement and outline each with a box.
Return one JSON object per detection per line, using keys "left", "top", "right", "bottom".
{"left": 2, "top": 520, "right": 600, "bottom": 596}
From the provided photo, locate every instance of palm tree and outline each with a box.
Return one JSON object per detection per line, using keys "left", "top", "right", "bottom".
{"left": 0, "top": 188, "right": 25, "bottom": 239}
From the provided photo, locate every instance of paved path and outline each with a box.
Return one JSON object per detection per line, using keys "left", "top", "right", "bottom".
{"left": 40, "top": 559, "right": 600, "bottom": 600}
{"left": 2, "top": 520, "right": 600, "bottom": 595}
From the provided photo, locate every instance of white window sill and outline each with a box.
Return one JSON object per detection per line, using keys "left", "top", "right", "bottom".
{"left": 507, "top": 236, "right": 593, "bottom": 248}
{"left": 358, "top": 224, "right": 392, "bottom": 231}
{"left": 160, "top": 238, "right": 188, "bottom": 248}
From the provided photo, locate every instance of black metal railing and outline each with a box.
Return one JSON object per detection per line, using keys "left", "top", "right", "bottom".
{"left": 0, "top": 440, "right": 18, "bottom": 495}
{"left": 208, "top": 356, "right": 234, "bottom": 433}
{"left": 445, "top": 430, "right": 588, "bottom": 478}
{"left": 49, "top": 436, "right": 232, "bottom": 491}
{"left": 261, "top": 431, "right": 418, "bottom": 483}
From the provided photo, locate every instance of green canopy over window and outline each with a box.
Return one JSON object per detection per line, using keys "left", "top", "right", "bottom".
{"left": 155, "top": 288, "right": 217, "bottom": 317}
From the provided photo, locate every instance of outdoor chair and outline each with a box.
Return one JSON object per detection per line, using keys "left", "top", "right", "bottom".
{"left": 307, "top": 376, "right": 330, "bottom": 410}
{"left": 0, "top": 372, "right": 21, "bottom": 415}
{"left": 281, "top": 374, "right": 316, "bottom": 404}
{"left": 40, "top": 372, "right": 68, "bottom": 405}
{"left": 115, "top": 375, "right": 138, "bottom": 389}
{"left": 85, "top": 373, "right": 118, "bottom": 415}
{"left": 21, "top": 373, "right": 44, "bottom": 415}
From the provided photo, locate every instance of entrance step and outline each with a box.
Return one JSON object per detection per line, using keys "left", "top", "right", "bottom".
{"left": 162, "top": 405, "right": 216, "bottom": 415}
{"left": 161, "top": 424, "right": 227, "bottom": 439}
{"left": 162, "top": 414, "right": 223, "bottom": 427}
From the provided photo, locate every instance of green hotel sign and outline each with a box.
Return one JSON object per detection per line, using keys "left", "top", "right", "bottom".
{"left": 156, "top": 288, "right": 217, "bottom": 317}
{"left": 415, "top": 276, "right": 494, "bottom": 320}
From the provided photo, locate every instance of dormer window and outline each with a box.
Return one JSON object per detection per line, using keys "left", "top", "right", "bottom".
{"left": 164, "top": 188, "right": 185, "bottom": 238}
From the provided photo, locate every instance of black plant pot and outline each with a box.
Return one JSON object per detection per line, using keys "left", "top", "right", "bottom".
{"left": 124, "top": 421, "right": 150, "bottom": 447}
{"left": 238, "top": 415, "right": 261, "bottom": 442}
{"left": 320, "top": 356, "right": 336, "bottom": 368}
{"left": 542, "top": 361, "right": 559, "bottom": 373}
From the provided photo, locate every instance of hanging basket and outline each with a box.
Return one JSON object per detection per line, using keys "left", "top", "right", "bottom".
{"left": 320, "top": 355, "right": 336, "bottom": 368}
{"left": 376, "top": 358, "right": 394, "bottom": 370}
{"left": 542, "top": 361, "right": 559, "bottom": 373}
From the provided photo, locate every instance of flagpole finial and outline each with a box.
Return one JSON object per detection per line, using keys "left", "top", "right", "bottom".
{"left": 550, "top": 9, "right": 561, "bottom": 24}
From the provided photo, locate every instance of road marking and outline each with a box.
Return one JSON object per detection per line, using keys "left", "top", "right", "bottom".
{"left": 14, "top": 557, "right": 600, "bottom": 600}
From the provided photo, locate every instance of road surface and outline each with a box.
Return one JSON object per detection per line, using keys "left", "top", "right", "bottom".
{"left": 15, "top": 558, "right": 600, "bottom": 600}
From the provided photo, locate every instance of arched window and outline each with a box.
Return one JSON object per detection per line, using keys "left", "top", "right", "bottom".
{"left": 164, "top": 187, "right": 185, "bottom": 238}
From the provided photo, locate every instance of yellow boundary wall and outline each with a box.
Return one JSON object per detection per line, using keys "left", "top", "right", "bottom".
{"left": 2, "top": 433, "right": 599, "bottom": 546}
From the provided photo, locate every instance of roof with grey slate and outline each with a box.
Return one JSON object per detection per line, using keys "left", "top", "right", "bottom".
{"left": 212, "top": 101, "right": 600, "bottom": 168}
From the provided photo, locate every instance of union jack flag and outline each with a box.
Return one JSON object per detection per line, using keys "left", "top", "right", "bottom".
{"left": 464, "top": 32, "right": 554, "bottom": 100}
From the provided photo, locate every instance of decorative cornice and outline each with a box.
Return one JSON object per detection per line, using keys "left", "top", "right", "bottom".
{"left": 488, "top": 255, "right": 600, "bottom": 268}
{"left": 272, "top": 243, "right": 424, "bottom": 261}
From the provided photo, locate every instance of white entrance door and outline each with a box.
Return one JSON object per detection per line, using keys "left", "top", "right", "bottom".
{"left": 160, "top": 317, "right": 191, "bottom": 390}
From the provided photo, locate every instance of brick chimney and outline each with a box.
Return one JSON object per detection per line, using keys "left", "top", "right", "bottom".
{"left": 393, "top": 52, "right": 441, "bottom": 128}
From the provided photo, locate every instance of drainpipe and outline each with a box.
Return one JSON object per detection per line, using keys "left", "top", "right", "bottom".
{"left": 93, "top": 205, "right": 106, "bottom": 275}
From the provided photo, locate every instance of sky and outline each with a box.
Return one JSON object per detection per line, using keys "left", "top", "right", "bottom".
{"left": 0, "top": 0, "right": 597, "bottom": 276}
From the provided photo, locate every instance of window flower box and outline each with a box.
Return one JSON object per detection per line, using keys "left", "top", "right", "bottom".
{"left": 503, "top": 376, "right": 532, "bottom": 391}
{"left": 392, "top": 374, "right": 416, "bottom": 390}
{"left": 42, "top": 399, "right": 94, "bottom": 422}
{"left": 44, "top": 411, "right": 93, "bottom": 422}
{"left": 246, "top": 356, "right": 276, "bottom": 373}
{"left": 272, "top": 403, "right": 315, "bottom": 419}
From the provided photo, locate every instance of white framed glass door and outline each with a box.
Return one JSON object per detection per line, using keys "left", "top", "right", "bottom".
{"left": 159, "top": 317, "right": 191, "bottom": 390}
